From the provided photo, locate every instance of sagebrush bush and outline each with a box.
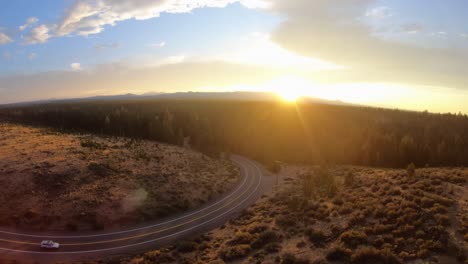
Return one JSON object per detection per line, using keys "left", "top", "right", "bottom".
{"left": 220, "top": 244, "right": 251, "bottom": 261}
{"left": 305, "top": 228, "right": 327, "bottom": 246}
{"left": 345, "top": 171, "right": 356, "bottom": 187}
{"left": 407, "top": 163, "right": 416, "bottom": 177}
{"left": 252, "top": 230, "right": 279, "bottom": 249}
{"left": 176, "top": 240, "right": 197, "bottom": 253}
{"left": 339, "top": 230, "right": 368, "bottom": 248}
{"left": 326, "top": 246, "right": 352, "bottom": 262}
{"left": 351, "top": 246, "right": 402, "bottom": 264}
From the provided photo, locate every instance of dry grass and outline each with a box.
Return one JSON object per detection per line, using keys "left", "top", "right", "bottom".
{"left": 115, "top": 163, "right": 467, "bottom": 264}
{"left": 0, "top": 123, "right": 239, "bottom": 231}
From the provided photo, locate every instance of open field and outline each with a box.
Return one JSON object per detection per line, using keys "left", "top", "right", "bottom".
{"left": 0, "top": 123, "right": 239, "bottom": 231}
{"left": 115, "top": 164, "right": 467, "bottom": 264}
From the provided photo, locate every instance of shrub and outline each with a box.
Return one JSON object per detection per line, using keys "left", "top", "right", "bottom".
{"left": 281, "top": 253, "right": 309, "bottom": 264}
{"left": 435, "top": 214, "right": 450, "bottom": 226}
{"left": 326, "top": 246, "right": 352, "bottom": 262}
{"left": 143, "top": 250, "right": 175, "bottom": 262}
{"left": 345, "top": 171, "right": 356, "bottom": 187}
{"left": 407, "top": 163, "right": 416, "bottom": 177}
{"left": 220, "top": 244, "right": 251, "bottom": 261}
{"left": 282, "top": 253, "right": 297, "bottom": 264}
{"left": 304, "top": 166, "right": 338, "bottom": 198}
{"left": 248, "top": 224, "right": 268, "bottom": 234}
{"left": 80, "top": 139, "right": 104, "bottom": 149}
{"left": 87, "top": 162, "right": 113, "bottom": 176}
{"left": 267, "top": 161, "right": 281, "bottom": 173}
{"left": 276, "top": 215, "right": 296, "bottom": 228}
{"left": 229, "top": 231, "right": 254, "bottom": 245}
{"left": 332, "top": 196, "right": 344, "bottom": 205}
{"left": 351, "top": 247, "right": 402, "bottom": 264}
{"left": 176, "top": 240, "right": 197, "bottom": 253}
{"left": 264, "top": 242, "right": 281, "bottom": 253}
{"left": 305, "top": 228, "right": 327, "bottom": 246}
{"left": 252, "top": 230, "right": 279, "bottom": 249}
{"left": 339, "top": 230, "right": 368, "bottom": 248}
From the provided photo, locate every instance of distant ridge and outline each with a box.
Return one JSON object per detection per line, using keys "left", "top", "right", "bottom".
{"left": 0, "top": 91, "right": 352, "bottom": 107}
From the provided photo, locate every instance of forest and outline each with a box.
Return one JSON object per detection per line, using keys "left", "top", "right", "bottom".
{"left": 1, "top": 99, "right": 468, "bottom": 168}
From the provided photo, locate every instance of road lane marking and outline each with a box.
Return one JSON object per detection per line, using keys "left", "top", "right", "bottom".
{"left": 0, "top": 158, "right": 253, "bottom": 246}
{"left": 0, "top": 156, "right": 249, "bottom": 239}
{"left": 0, "top": 157, "right": 263, "bottom": 253}
{"left": 0, "top": 157, "right": 262, "bottom": 254}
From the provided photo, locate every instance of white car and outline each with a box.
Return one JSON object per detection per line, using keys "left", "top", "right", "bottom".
{"left": 40, "top": 240, "right": 60, "bottom": 249}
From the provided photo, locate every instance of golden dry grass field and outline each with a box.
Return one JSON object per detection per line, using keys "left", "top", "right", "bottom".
{"left": 117, "top": 164, "right": 467, "bottom": 264}
{"left": 0, "top": 123, "right": 238, "bottom": 231}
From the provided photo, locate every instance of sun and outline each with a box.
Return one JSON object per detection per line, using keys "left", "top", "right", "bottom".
{"left": 267, "top": 76, "right": 312, "bottom": 102}
{"left": 277, "top": 89, "right": 302, "bottom": 102}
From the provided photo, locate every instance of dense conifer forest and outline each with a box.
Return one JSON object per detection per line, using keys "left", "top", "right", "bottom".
{"left": 2, "top": 99, "right": 468, "bottom": 168}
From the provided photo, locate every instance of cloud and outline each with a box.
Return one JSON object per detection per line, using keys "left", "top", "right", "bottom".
{"left": 366, "top": 6, "right": 392, "bottom": 18}
{"left": 29, "top": 0, "right": 269, "bottom": 44}
{"left": 94, "top": 43, "right": 120, "bottom": 50}
{"left": 159, "top": 55, "right": 185, "bottom": 65}
{"left": 26, "top": 24, "right": 52, "bottom": 44}
{"left": 19, "top": 17, "right": 39, "bottom": 31}
{"left": 0, "top": 32, "right": 13, "bottom": 45}
{"left": 147, "top": 41, "right": 166, "bottom": 48}
{"left": 219, "top": 32, "right": 341, "bottom": 70}
{"left": 70, "top": 62, "right": 82, "bottom": 71}
{"left": 269, "top": 0, "right": 468, "bottom": 89}
{"left": 0, "top": 61, "right": 283, "bottom": 104}
{"left": 400, "top": 23, "right": 423, "bottom": 34}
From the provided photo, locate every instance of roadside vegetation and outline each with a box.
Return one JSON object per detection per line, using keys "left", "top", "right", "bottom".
{"left": 0, "top": 123, "right": 239, "bottom": 231}
{"left": 105, "top": 164, "right": 467, "bottom": 264}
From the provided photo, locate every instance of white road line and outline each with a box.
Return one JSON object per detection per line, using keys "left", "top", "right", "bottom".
{"left": 0, "top": 157, "right": 263, "bottom": 254}
{"left": 0, "top": 157, "right": 249, "bottom": 239}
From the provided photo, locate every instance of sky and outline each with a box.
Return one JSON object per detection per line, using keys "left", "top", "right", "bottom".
{"left": 1, "top": 0, "right": 468, "bottom": 113}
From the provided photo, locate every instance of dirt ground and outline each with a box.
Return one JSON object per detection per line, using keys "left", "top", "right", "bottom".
{"left": 118, "top": 164, "right": 467, "bottom": 264}
{"left": 0, "top": 123, "right": 239, "bottom": 231}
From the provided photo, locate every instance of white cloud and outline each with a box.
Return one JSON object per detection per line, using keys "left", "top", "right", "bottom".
{"left": 147, "top": 41, "right": 166, "bottom": 48}
{"left": 70, "top": 62, "right": 82, "bottom": 71}
{"left": 366, "top": 6, "right": 392, "bottom": 18}
{"left": 26, "top": 24, "right": 52, "bottom": 44}
{"left": 94, "top": 43, "right": 120, "bottom": 50}
{"left": 400, "top": 23, "right": 423, "bottom": 34}
{"left": 460, "top": 33, "right": 468, "bottom": 39}
{"left": 220, "top": 32, "right": 341, "bottom": 70}
{"left": 28, "top": 53, "right": 37, "bottom": 60}
{"left": 0, "top": 32, "right": 13, "bottom": 45}
{"left": 0, "top": 61, "right": 283, "bottom": 104}
{"left": 239, "top": 0, "right": 271, "bottom": 9}
{"left": 269, "top": 0, "right": 468, "bottom": 89}
{"left": 160, "top": 55, "right": 185, "bottom": 64}
{"left": 17, "top": 0, "right": 271, "bottom": 45}
{"left": 27, "top": 0, "right": 269, "bottom": 44}
{"left": 19, "top": 17, "right": 39, "bottom": 31}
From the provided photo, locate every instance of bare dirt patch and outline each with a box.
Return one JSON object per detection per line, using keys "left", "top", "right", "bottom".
{"left": 0, "top": 123, "right": 239, "bottom": 231}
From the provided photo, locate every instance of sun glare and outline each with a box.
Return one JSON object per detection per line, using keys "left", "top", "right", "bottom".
{"left": 267, "top": 76, "right": 313, "bottom": 102}
{"left": 277, "top": 90, "right": 302, "bottom": 102}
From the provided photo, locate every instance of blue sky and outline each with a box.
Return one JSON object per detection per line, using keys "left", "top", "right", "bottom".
{"left": 0, "top": 2, "right": 280, "bottom": 75}
{"left": 1, "top": 0, "right": 468, "bottom": 113}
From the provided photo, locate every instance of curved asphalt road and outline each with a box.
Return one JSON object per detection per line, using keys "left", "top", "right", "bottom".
{"left": 0, "top": 155, "right": 273, "bottom": 263}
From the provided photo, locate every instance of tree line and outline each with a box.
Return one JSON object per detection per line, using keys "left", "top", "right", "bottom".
{"left": 1, "top": 99, "right": 468, "bottom": 168}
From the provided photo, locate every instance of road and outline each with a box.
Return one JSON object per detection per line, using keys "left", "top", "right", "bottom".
{"left": 0, "top": 155, "right": 273, "bottom": 263}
